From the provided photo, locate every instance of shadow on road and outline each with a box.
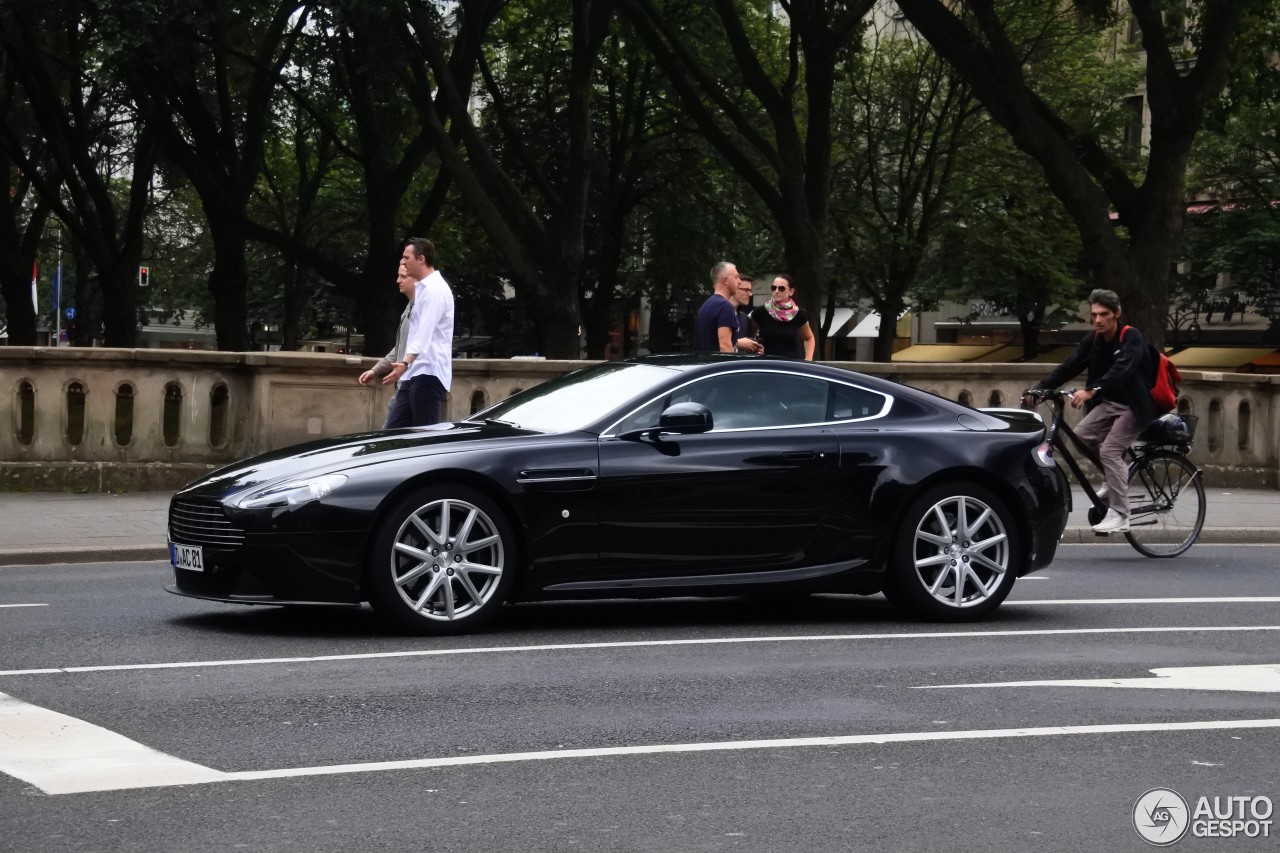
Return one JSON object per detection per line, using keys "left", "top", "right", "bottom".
{"left": 167, "top": 592, "right": 1045, "bottom": 640}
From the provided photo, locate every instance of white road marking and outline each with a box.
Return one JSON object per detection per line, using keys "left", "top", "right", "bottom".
{"left": 3, "top": 624, "right": 1280, "bottom": 677}
{"left": 920, "top": 664, "right": 1280, "bottom": 693}
{"left": 4, "top": 701, "right": 1279, "bottom": 795}
{"left": 0, "top": 603, "right": 47, "bottom": 609}
{"left": 0, "top": 691, "right": 228, "bottom": 795}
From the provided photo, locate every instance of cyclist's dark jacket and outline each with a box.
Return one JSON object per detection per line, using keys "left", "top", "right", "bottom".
{"left": 1035, "top": 325, "right": 1158, "bottom": 427}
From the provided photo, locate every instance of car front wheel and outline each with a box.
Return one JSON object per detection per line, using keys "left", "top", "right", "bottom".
{"left": 885, "top": 482, "right": 1021, "bottom": 621}
{"left": 367, "top": 484, "right": 517, "bottom": 634}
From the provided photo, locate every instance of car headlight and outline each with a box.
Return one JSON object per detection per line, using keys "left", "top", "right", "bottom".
{"left": 233, "top": 474, "right": 348, "bottom": 509}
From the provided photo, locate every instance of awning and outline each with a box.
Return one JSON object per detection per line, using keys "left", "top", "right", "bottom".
{"left": 847, "top": 310, "right": 912, "bottom": 338}
{"left": 891, "top": 344, "right": 1003, "bottom": 363}
{"left": 818, "top": 307, "right": 856, "bottom": 337}
{"left": 1168, "top": 347, "right": 1278, "bottom": 369}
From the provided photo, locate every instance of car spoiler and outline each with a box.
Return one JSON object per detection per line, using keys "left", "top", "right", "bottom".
{"left": 977, "top": 407, "right": 1045, "bottom": 433}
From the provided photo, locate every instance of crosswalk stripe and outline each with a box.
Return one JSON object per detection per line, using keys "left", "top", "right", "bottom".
{"left": 0, "top": 691, "right": 227, "bottom": 795}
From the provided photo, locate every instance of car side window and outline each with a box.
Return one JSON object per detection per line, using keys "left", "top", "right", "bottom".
{"left": 608, "top": 372, "right": 887, "bottom": 435}
{"left": 828, "top": 383, "right": 887, "bottom": 421}
{"left": 680, "top": 372, "right": 831, "bottom": 430}
{"left": 610, "top": 395, "right": 667, "bottom": 434}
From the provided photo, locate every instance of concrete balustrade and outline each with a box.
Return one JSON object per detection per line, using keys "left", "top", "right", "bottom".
{"left": 2, "top": 347, "right": 1276, "bottom": 491}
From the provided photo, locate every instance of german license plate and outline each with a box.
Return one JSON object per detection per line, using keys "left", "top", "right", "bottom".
{"left": 171, "top": 542, "right": 204, "bottom": 572}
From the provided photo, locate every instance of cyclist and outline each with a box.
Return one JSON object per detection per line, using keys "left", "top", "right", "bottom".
{"left": 1028, "top": 289, "right": 1158, "bottom": 533}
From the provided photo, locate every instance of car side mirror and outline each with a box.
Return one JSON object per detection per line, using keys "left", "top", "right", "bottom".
{"left": 617, "top": 401, "right": 713, "bottom": 441}
{"left": 657, "top": 402, "right": 713, "bottom": 434}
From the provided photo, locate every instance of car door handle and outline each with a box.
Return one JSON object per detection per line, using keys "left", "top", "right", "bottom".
{"left": 782, "top": 451, "right": 818, "bottom": 461}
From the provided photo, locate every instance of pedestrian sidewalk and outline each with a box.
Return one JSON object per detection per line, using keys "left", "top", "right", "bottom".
{"left": 0, "top": 486, "right": 1277, "bottom": 567}
{"left": 1060, "top": 485, "right": 1280, "bottom": 545}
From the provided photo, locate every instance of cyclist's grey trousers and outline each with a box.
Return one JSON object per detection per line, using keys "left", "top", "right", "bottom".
{"left": 1074, "top": 400, "right": 1143, "bottom": 517}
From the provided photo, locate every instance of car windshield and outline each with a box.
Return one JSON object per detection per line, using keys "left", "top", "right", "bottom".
{"left": 468, "top": 362, "right": 677, "bottom": 433}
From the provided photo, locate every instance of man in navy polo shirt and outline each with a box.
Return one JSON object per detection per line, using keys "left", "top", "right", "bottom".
{"left": 693, "top": 261, "right": 763, "bottom": 354}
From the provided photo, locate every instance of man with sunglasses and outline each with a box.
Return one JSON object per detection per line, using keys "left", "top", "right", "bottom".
{"left": 381, "top": 238, "right": 455, "bottom": 426}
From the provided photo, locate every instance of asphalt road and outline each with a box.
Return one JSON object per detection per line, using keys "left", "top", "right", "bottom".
{"left": 2, "top": 545, "right": 1279, "bottom": 852}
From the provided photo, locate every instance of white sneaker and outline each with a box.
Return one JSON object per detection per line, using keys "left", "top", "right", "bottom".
{"left": 1092, "top": 508, "right": 1129, "bottom": 534}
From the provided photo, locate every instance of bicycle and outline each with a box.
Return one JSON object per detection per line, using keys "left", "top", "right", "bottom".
{"left": 1021, "top": 388, "right": 1206, "bottom": 557}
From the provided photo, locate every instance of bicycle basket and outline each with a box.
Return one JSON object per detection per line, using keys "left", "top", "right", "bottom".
{"left": 1138, "top": 413, "right": 1195, "bottom": 446}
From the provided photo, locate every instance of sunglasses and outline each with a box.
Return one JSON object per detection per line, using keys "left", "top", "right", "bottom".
{"left": 770, "top": 284, "right": 789, "bottom": 292}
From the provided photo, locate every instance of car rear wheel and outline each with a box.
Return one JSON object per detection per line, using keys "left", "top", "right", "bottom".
{"left": 367, "top": 484, "right": 517, "bottom": 634}
{"left": 884, "top": 482, "right": 1021, "bottom": 621}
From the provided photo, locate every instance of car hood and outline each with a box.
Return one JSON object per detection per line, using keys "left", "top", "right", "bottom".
{"left": 178, "top": 421, "right": 538, "bottom": 500}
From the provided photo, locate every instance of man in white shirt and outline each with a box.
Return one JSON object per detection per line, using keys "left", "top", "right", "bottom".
{"left": 381, "top": 238, "right": 454, "bottom": 426}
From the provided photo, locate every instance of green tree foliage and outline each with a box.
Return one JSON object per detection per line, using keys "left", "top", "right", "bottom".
{"left": 617, "top": 0, "right": 875, "bottom": 350}
{"left": 0, "top": 0, "right": 158, "bottom": 347}
{"left": 1182, "top": 0, "right": 1280, "bottom": 340}
{"left": 124, "top": 0, "right": 311, "bottom": 351}
{"left": 895, "top": 0, "right": 1266, "bottom": 347}
{"left": 828, "top": 16, "right": 982, "bottom": 361}
{"left": 915, "top": 6, "right": 1141, "bottom": 360}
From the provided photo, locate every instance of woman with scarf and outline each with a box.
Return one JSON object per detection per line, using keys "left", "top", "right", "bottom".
{"left": 749, "top": 274, "right": 815, "bottom": 360}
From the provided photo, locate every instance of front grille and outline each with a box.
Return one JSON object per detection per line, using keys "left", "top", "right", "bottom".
{"left": 170, "top": 497, "right": 246, "bottom": 548}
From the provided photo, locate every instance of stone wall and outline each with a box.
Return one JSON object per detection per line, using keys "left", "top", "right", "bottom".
{"left": 1, "top": 347, "right": 1275, "bottom": 490}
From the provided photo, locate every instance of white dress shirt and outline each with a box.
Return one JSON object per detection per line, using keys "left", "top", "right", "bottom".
{"left": 402, "top": 269, "right": 455, "bottom": 389}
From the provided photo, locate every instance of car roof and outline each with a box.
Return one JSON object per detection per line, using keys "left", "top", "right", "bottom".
{"left": 623, "top": 353, "right": 893, "bottom": 388}
{"left": 620, "top": 354, "right": 1007, "bottom": 427}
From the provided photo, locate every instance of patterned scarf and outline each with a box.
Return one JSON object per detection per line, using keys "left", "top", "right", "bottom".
{"left": 766, "top": 298, "right": 798, "bottom": 323}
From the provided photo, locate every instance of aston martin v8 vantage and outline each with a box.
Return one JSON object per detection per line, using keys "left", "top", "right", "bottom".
{"left": 167, "top": 355, "right": 1068, "bottom": 633}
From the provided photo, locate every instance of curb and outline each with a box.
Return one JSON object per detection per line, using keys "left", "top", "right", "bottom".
{"left": 0, "top": 545, "right": 169, "bottom": 567}
{"left": 1060, "top": 527, "right": 1280, "bottom": 545}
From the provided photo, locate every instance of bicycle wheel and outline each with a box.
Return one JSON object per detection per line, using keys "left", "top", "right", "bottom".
{"left": 1123, "top": 450, "right": 1205, "bottom": 557}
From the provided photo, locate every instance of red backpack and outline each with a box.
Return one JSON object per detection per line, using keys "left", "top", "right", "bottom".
{"left": 1118, "top": 326, "right": 1180, "bottom": 413}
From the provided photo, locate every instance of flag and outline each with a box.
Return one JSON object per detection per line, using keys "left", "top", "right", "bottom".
{"left": 51, "top": 267, "right": 61, "bottom": 314}
{"left": 31, "top": 262, "right": 38, "bottom": 312}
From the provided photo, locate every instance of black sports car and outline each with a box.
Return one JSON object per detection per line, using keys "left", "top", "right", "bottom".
{"left": 167, "top": 355, "right": 1068, "bottom": 633}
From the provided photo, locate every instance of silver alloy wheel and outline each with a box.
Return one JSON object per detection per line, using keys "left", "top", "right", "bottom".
{"left": 389, "top": 498, "right": 506, "bottom": 622}
{"left": 910, "top": 494, "right": 1010, "bottom": 609}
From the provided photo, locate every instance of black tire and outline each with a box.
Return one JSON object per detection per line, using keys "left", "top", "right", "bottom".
{"left": 884, "top": 482, "right": 1023, "bottom": 621}
{"left": 1123, "top": 451, "right": 1205, "bottom": 558}
{"left": 367, "top": 484, "right": 517, "bottom": 634}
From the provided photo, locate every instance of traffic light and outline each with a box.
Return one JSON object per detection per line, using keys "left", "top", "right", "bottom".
{"left": 138, "top": 265, "right": 150, "bottom": 287}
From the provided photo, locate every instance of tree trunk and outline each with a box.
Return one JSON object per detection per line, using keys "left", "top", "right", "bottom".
{"left": 354, "top": 278, "right": 399, "bottom": 359}
{"left": 209, "top": 224, "right": 249, "bottom": 351}
{"left": 99, "top": 267, "right": 138, "bottom": 348}
{"left": 873, "top": 297, "right": 904, "bottom": 363}
{"left": 1019, "top": 319, "right": 1040, "bottom": 362}
{"left": 582, "top": 281, "right": 618, "bottom": 359}
{"left": 0, "top": 268, "right": 38, "bottom": 345}
{"left": 780, "top": 222, "right": 826, "bottom": 332}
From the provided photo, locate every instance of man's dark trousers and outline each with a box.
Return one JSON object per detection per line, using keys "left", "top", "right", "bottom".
{"left": 384, "top": 374, "right": 447, "bottom": 428}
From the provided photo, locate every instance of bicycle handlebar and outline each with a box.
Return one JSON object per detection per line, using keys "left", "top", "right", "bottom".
{"left": 1020, "top": 388, "right": 1075, "bottom": 408}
